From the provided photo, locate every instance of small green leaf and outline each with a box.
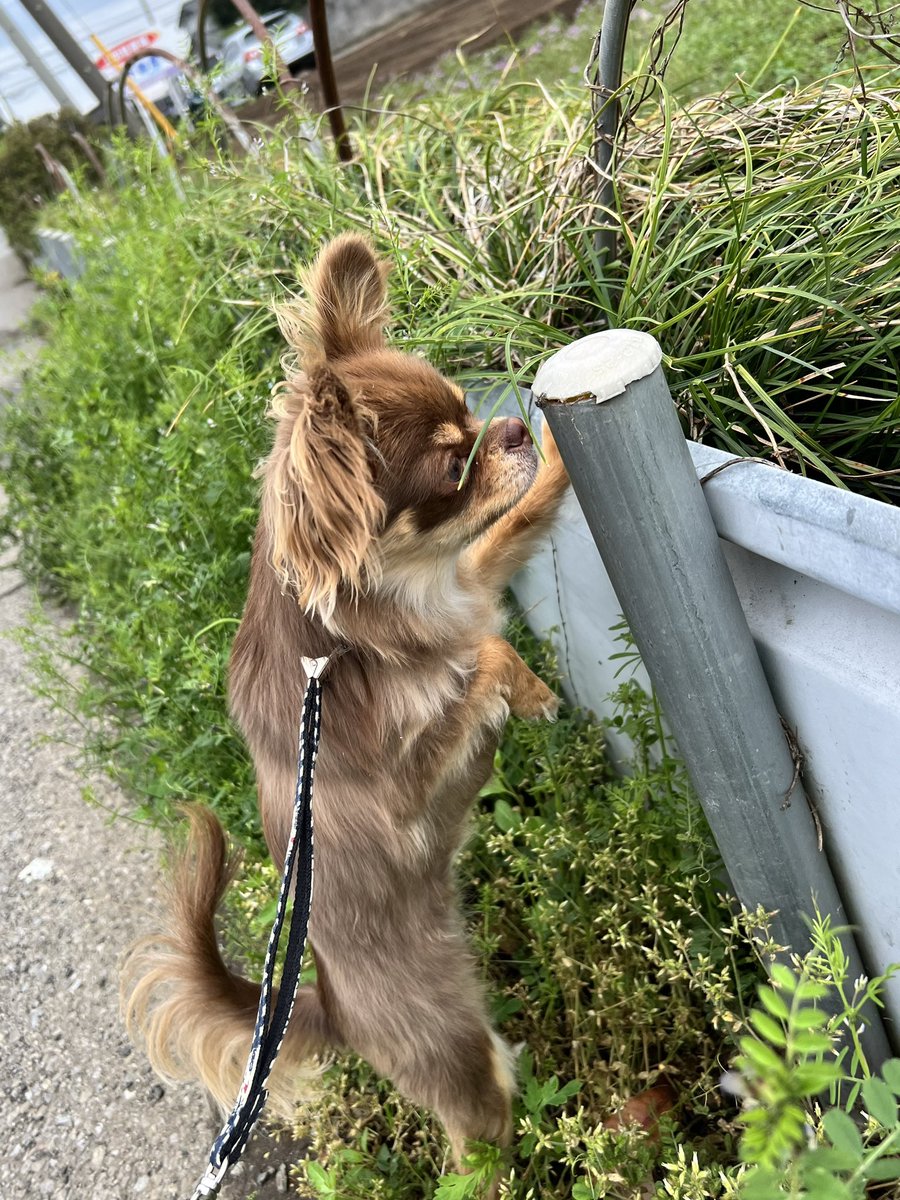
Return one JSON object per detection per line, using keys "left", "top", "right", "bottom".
{"left": 792, "top": 1061, "right": 841, "bottom": 1093}
{"left": 799, "top": 1146, "right": 860, "bottom": 1174}
{"left": 750, "top": 1009, "right": 787, "bottom": 1046}
{"left": 523, "top": 1076, "right": 544, "bottom": 1112}
{"left": 881, "top": 1058, "right": 900, "bottom": 1095}
{"left": 822, "top": 1108, "right": 864, "bottom": 1158}
{"left": 791, "top": 1029, "right": 833, "bottom": 1054}
{"left": 479, "top": 779, "right": 510, "bottom": 798}
{"left": 795, "top": 980, "right": 829, "bottom": 1001}
{"left": 434, "top": 1172, "right": 478, "bottom": 1199}
{"left": 770, "top": 963, "right": 797, "bottom": 993}
{"left": 793, "top": 1006, "right": 828, "bottom": 1029}
{"left": 759, "top": 985, "right": 790, "bottom": 1021}
{"left": 797, "top": 1167, "right": 854, "bottom": 1200}
{"left": 305, "top": 1162, "right": 335, "bottom": 1197}
{"left": 738, "top": 1036, "right": 787, "bottom": 1077}
{"left": 862, "top": 1076, "right": 898, "bottom": 1128}
{"left": 548, "top": 1078, "right": 582, "bottom": 1105}
{"left": 492, "top": 798, "right": 521, "bottom": 831}
{"left": 740, "top": 1165, "right": 788, "bottom": 1200}
{"left": 742, "top": 1105, "right": 775, "bottom": 1129}
{"left": 748, "top": 1008, "right": 787, "bottom": 1046}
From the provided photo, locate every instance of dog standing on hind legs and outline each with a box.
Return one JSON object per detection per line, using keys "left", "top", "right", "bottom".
{"left": 123, "top": 234, "right": 569, "bottom": 1194}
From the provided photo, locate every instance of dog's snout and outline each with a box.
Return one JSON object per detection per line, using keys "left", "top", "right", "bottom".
{"left": 500, "top": 417, "right": 531, "bottom": 451}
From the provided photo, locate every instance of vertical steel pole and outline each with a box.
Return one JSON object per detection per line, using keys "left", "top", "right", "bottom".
{"left": 592, "top": 0, "right": 633, "bottom": 268}
{"left": 533, "top": 330, "right": 892, "bottom": 1064}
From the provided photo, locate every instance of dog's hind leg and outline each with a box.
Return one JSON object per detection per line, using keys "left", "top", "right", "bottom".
{"left": 334, "top": 949, "right": 515, "bottom": 1197}
{"left": 392, "top": 1022, "right": 514, "bottom": 1199}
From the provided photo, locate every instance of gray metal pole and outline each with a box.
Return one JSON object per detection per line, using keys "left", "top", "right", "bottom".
{"left": 592, "top": 0, "right": 632, "bottom": 267}
{"left": 0, "top": 3, "right": 77, "bottom": 111}
{"left": 533, "top": 330, "right": 892, "bottom": 1065}
{"left": 14, "top": 0, "right": 108, "bottom": 109}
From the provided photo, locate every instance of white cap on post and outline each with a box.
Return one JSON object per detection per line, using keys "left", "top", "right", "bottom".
{"left": 531, "top": 330, "right": 663, "bottom": 406}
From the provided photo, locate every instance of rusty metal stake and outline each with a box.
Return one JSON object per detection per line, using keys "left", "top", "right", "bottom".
{"left": 309, "top": 0, "right": 352, "bottom": 162}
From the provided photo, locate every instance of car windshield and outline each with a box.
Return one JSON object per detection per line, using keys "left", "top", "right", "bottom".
{"left": 225, "top": 11, "right": 305, "bottom": 48}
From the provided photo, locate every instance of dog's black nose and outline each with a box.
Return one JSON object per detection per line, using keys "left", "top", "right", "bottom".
{"left": 500, "top": 417, "right": 531, "bottom": 450}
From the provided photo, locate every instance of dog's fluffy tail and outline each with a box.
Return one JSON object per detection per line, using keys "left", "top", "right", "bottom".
{"left": 121, "top": 806, "right": 326, "bottom": 1118}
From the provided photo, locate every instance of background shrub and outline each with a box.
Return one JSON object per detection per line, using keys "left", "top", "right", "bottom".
{"left": 0, "top": 110, "right": 103, "bottom": 260}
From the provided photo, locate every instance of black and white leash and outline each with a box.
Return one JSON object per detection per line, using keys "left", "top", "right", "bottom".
{"left": 187, "top": 654, "right": 331, "bottom": 1200}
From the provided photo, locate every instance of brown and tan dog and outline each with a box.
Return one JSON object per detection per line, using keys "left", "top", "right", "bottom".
{"left": 123, "top": 234, "right": 569, "bottom": 1185}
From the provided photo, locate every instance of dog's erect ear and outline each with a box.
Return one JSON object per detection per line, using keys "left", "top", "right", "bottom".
{"left": 277, "top": 234, "right": 390, "bottom": 363}
{"left": 262, "top": 366, "right": 385, "bottom": 618}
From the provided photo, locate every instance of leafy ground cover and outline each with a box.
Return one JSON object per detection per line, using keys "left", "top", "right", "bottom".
{"left": 2, "top": 2, "right": 900, "bottom": 1196}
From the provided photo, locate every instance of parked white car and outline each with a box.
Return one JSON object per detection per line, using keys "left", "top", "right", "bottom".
{"left": 215, "top": 9, "right": 314, "bottom": 98}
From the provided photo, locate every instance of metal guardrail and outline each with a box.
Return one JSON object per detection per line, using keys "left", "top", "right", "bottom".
{"left": 533, "top": 330, "right": 895, "bottom": 1063}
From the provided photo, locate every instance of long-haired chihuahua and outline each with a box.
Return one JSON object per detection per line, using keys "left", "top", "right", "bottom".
{"left": 123, "top": 235, "right": 569, "bottom": 1191}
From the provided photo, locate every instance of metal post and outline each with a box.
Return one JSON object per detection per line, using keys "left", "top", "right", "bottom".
{"left": 533, "top": 330, "right": 892, "bottom": 1064}
{"left": 196, "top": 0, "right": 214, "bottom": 71}
{"left": 119, "top": 46, "right": 255, "bottom": 155}
{"left": 0, "top": 2, "right": 78, "bottom": 111}
{"left": 14, "top": 0, "right": 109, "bottom": 110}
{"left": 590, "top": 0, "right": 632, "bottom": 267}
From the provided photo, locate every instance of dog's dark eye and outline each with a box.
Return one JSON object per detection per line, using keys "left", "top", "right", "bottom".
{"left": 447, "top": 457, "right": 464, "bottom": 484}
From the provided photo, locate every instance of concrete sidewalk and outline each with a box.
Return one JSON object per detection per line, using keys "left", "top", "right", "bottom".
{"left": 0, "top": 232, "right": 37, "bottom": 339}
{"left": 0, "top": 234, "right": 41, "bottom": 396}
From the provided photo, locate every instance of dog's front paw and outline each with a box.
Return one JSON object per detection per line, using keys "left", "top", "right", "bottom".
{"left": 509, "top": 674, "right": 559, "bottom": 723}
{"left": 540, "top": 420, "right": 566, "bottom": 476}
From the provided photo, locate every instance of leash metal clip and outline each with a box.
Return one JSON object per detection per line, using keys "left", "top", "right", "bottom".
{"left": 190, "top": 1154, "right": 230, "bottom": 1199}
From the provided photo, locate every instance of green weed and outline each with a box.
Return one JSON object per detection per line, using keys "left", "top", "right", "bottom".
{"left": 399, "top": 0, "right": 886, "bottom": 106}
{"left": 735, "top": 914, "right": 900, "bottom": 1199}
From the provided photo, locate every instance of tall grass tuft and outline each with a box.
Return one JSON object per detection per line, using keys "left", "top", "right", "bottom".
{"left": 618, "top": 80, "right": 900, "bottom": 498}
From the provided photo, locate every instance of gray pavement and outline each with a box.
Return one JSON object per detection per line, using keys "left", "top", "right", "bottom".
{"left": 0, "top": 232, "right": 41, "bottom": 389}
{"left": 0, "top": 232, "right": 37, "bottom": 338}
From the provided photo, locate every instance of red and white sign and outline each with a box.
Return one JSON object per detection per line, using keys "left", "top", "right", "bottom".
{"left": 94, "top": 31, "right": 160, "bottom": 71}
